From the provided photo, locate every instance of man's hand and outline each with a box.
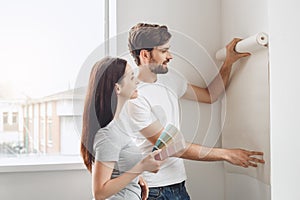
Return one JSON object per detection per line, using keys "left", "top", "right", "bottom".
{"left": 138, "top": 176, "right": 149, "bottom": 200}
{"left": 224, "top": 148, "right": 265, "bottom": 168}
{"left": 225, "top": 38, "right": 251, "bottom": 65}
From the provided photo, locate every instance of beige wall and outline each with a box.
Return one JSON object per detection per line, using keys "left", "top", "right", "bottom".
{"left": 220, "top": 0, "right": 270, "bottom": 199}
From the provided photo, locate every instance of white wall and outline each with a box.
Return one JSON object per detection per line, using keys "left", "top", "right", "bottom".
{"left": 268, "top": 0, "right": 300, "bottom": 199}
{"left": 0, "top": 169, "right": 92, "bottom": 200}
{"left": 116, "top": 0, "right": 224, "bottom": 199}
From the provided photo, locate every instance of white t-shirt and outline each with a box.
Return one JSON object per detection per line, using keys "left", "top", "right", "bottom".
{"left": 124, "top": 69, "right": 188, "bottom": 187}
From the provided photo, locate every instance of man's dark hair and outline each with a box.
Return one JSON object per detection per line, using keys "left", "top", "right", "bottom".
{"left": 128, "top": 23, "right": 172, "bottom": 66}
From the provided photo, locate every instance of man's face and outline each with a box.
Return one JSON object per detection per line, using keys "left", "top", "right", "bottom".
{"left": 148, "top": 42, "right": 173, "bottom": 74}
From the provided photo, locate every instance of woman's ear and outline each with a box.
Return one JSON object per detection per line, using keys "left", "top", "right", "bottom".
{"left": 115, "top": 83, "right": 121, "bottom": 95}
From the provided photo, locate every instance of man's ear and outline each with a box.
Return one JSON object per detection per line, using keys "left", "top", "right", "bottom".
{"left": 140, "top": 49, "right": 151, "bottom": 64}
{"left": 115, "top": 83, "right": 121, "bottom": 95}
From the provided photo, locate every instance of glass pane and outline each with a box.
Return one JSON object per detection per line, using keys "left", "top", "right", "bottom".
{"left": 0, "top": 0, "right": 105, "bottom": 158}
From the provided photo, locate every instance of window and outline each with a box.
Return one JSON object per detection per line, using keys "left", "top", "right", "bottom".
{"left": 40, "top": 117, "right": 46, "bottom": 151}
{"left": 47, "top": 119, "right": 53, "bottom": 146}
{"left": 0, "top": 0, "right": 112, "bottom": 169}
{"left": 12, "top": 112, "right": 18, "bottom": 124}
{"left": 3, "top": 112, "right": 8, "bottom": 124}
{"left": 39, "top": 103, "right": 46, "bottom": 152}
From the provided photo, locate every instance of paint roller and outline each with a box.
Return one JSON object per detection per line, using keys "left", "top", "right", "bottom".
{"left": 215, "top": 32, "right": 269, "bottom": 61}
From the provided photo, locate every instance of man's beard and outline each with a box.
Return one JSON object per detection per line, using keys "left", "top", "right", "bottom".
{"left": 149, "top": 60, "right": 169, "bottom": 74}
{"left": 150, "top": 64, "right": 168, "bottom": 74}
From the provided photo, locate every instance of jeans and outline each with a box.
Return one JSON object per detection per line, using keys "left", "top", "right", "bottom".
{"left": 147, "top": 181, "right": 190, "bottom": 200}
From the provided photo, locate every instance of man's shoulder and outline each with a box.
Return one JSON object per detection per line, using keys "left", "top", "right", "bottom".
{"left": 128, "top": 94, "right": 151, "bottom": 108}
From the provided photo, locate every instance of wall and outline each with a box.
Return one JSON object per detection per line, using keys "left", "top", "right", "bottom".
{"left": 0, "top": 169, "right": 92, "bottom": 200}
{"left": 116, "top": 0, "right": 224, "bottom": 199}
{"left": 220, "top": 0, "right": 271, "bottom": 199}
{"left": 268, "top": 0, "right": 300, "bottom": 199}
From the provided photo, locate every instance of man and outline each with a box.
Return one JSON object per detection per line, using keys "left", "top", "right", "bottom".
{"left": 126, "top": 23, "right": 265, "bottom": 200}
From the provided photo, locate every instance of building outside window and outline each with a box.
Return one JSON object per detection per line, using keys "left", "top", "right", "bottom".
{"left": 3, "top": 112, "right": 8, "bottom": 125}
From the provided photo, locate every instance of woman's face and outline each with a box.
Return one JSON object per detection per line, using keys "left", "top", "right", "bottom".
{"left": 118, "top": 64, "right": 138, "bottom": 99}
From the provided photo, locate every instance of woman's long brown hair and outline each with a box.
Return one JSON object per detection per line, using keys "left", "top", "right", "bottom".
{"left": 80, "top": 57, "right": 127, "bottom": 172}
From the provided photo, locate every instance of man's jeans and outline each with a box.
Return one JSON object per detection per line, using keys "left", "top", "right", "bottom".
{"left": 147, "top": 181, "right": 191, "bottom": 200}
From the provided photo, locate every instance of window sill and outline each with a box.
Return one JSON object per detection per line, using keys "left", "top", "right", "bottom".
{"left": 0, "top": 155, "right": 86, "bottom": 173}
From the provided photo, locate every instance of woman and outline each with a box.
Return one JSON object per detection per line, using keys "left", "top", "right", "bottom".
{"left": 81, "top": 57, "right": 161, "bottom": 200}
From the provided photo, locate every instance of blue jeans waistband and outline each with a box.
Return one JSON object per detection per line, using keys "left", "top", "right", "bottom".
{"left": 150, "top": 181, "right": 185, "bottom": 190}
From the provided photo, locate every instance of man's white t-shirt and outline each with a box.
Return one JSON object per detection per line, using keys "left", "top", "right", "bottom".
{"left": 124, "top": 69, "right": 188, "bottom": 187}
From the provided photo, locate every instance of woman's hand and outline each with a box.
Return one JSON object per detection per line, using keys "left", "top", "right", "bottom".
{"left": 139, "top": 150, "right": 162, "bottom": 173}
{"left": 138, "top": 176, "right": 149, "bottom": 200}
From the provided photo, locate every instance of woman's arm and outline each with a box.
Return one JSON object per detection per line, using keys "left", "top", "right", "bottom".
{"left": 92, "top": 161, "right": 141, "bottom": 200}
{"left": 92, "top": 151, "right": 162, "bottom": 200}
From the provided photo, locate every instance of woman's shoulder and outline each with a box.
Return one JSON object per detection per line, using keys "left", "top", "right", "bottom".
{"left": 93, "top": 120, "right": 123, "bottom": 153}
{"left": 95, "top": 120, "right": 118, "bottom": 138}
{"left": 94, "top": 120, "right": 129, "bottom": 146}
